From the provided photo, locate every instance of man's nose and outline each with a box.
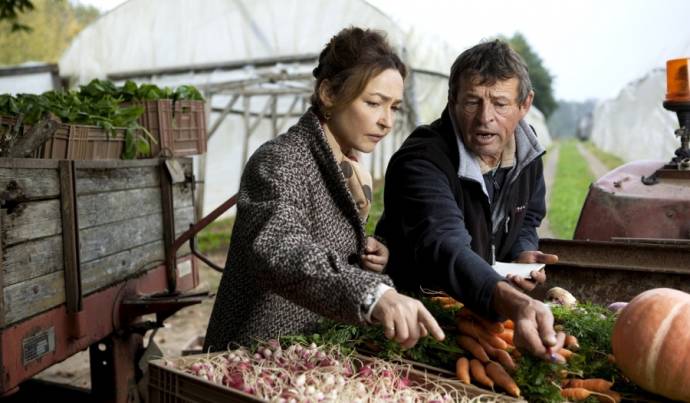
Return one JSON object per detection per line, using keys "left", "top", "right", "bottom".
{"left": 477, "top": 102, "right": 496, "bottom": 124}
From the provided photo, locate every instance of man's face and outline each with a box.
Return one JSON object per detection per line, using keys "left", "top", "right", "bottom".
{"left": 453, "top": 75, "right": 532, "bottom": 165}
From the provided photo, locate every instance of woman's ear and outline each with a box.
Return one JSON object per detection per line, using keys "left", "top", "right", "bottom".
{"left": 318, "top": 80, "right": 334, "bottom": 109}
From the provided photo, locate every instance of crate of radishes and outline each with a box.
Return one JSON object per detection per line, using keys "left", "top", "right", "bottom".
{"left": 148, "top": 340, "right": 508, "bottom": 403}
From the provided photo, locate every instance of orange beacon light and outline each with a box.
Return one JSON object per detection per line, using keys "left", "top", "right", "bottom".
{"left": 665, "top": 58, "right": 690, "bottom": 103}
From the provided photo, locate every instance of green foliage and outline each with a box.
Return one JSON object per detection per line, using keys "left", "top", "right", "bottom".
{"left": 0, "top": 79, "right": 206, "bottom": 158}
{"left": 549, "top": 140, "right": 594, "bottom": 238}
{"left": 0, "top": 0, "right": 35, "bottom": 31}
{"left": 505, "top": 32, "right": 557, "bottom": 119}
{"left": 365, "top": 180, "right": 384, "bottom": 235}
{"left": 196, "top": 216, "right": 235, "bottom": 255}
{"left": 0, "top": 0, "right": 99, "bottom": 65}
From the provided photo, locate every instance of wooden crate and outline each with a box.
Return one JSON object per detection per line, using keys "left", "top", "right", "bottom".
{"left": 0, "top": 158, "right": 195, "bottom": 328}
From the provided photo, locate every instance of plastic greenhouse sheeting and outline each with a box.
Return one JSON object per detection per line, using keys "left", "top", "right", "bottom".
{"left": 58, "top": 0, "right": 552, "bottom": 215}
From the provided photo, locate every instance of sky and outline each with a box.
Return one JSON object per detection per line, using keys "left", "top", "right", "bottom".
{"left": 72, "top": 0, "right": 690, "bottom": 102}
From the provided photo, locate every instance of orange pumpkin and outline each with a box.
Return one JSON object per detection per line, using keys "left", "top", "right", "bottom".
{"left": 611, "top": 288, "right": 690, "bottom": 402}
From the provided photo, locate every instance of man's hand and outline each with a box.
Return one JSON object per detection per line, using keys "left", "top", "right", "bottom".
{"left": 361, "top": 236, "right": 389, "bottom": 273}
{"left": 371, "top": 289, "right": 445, "bottom": 349}
{"left": 508, "top": 250, "right": 557, "bottom": 291}
{"left": 492, "top": 281, "right": 566, "bottom": 363}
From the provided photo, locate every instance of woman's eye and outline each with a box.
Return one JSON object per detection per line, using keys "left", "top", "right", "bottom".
{"left": 366, "top": 101, "right": 379, "bottom": 107}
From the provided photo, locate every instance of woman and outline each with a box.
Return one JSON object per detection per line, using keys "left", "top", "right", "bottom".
{"left": 204, "top": 27, "right": 444, "bottom": 351}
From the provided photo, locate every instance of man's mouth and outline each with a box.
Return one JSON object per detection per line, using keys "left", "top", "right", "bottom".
{"left": 475, "top": 131, "right": 497, "bottom": 144}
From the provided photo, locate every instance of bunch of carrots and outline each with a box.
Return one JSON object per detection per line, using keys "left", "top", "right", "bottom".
{"left": 431, "top": 296, "right": 620, "bottom": 402}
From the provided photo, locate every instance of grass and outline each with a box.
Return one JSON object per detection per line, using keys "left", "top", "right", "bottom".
{"left": 365, "top": 180, "right": 385, "bottom": 235}
{"left": 548, "top": 140, "right": 595, "bottom": 239}
{"left": 196, "top": 216, "right": 234, "bottom": 255}
{"left": 583, "top": 141, "right": 625, "bottom": 170}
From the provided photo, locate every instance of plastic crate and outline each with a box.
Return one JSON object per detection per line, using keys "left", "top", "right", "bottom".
{"left": 139, "top": 100, "right": 207, "bottom": 157}
{"left": 1, "top": 115, "right": 127, "bottom": 160}
{"left": 148, "top": 353, "right": 519, "bottom": 403}
{"left": 149, "top": 359, "right": 262, "bottom": 403}
{"left": 34, "top": 123, "right": 126, "bottom": 160}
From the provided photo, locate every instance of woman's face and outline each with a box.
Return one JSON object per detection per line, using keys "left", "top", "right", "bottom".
{"left": 324, "top": 68, "right": 404, "bottom": 154}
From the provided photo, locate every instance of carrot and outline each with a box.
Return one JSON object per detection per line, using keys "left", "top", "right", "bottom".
{"left": 456, "top": 309, "right": 505, "bottom": 334}
{"left": 456, "top": 335, "right": 490, "bottom": 362}
{"left": 485, "top": 361, "right": 520, "bottom": 397}
{"left": 503, "top": 319, "right": 514, "bottom": 329}
{"left": 497, "top": 329, "right": 514, "bottom": 345}
{"left": 560, "top": 387, "right": 591, "bottom": 400}
{"left": 559, "top": 348, "right": 575, "bottom": 360}
{"left": 564, "top": 378, "right": 613, "bottom": 392}
{"left": 476, "top": 336, "right": 498, "bottom": 358}
{"left": 596, "top": 390, "right": 622, "bottom": 403}
{"left": 431, "top": 296, "right": 458, "bottom": 306}
{"left": 455, "top": 357, "right": 470, "bottom": 384}
{"left": 493, "top": 348, "right": 517, "bottom": 373}
{"left": 469, "top": 359, "right": 493, "bottom": 388}
{"left": 457, "top": 321, "right": 509, "bottom": 350}
{"left": 442, "top": 301, "right": 462, "bottom": 310}
{"left": 565, "top": 334, "right": 580, "bottom": 351}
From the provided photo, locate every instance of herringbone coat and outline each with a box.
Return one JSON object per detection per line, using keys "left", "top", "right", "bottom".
{"left": 204, "top": 109, "right": 393, "bottom": 350}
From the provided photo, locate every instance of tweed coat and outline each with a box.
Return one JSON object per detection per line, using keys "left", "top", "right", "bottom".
{"left": 204, "top": 109, "right": 393, "bottom": 350}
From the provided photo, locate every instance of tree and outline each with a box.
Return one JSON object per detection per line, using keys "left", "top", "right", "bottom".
{"left": 0, "top": 0, "right": 99, "bottom": 65}
{"left": 504, "top": 32, "right": 557, "bottom": 119}
{"left": 0, "top": 0, "right": 35, "bottom": 31}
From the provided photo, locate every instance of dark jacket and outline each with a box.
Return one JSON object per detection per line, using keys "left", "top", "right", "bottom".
{"left": 375, "top": 107, "right": 545, "bottom": 318}
{"left": 204, "top": 109, "right": 392, "bottom": 350}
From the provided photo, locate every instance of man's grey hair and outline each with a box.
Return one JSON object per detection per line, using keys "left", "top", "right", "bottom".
{"left": 448, "top": 39, "right": 532, "bottom": 104}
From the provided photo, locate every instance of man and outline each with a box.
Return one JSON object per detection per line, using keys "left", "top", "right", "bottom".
{"left": 376, "top": 39, "right": 564, "bottom": 361}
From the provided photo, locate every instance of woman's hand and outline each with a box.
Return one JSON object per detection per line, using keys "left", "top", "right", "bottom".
{"left": 361, "top": 236, "right": 389, "bottom": 273}
{"left": 371, "top": 289, "right": 445, "bottom": 349}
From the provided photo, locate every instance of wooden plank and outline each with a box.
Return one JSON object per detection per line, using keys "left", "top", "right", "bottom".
{"left": 79, "top": 213, "right": 163, "bottom": 264}
{"left": 75, "top": 166, "right": 159, "bottom": 195}
{"left": 77, "top": 187, "right": 162, "bottom": 229}
{"left": 74, "top": 158, "right": 161, "bottom": 170}
{"left": 81, "top": 240, "right": 165, "bottom": 295}
{"left": 0, "top": 158, "right": 59, "bottom": 170}
{"left": 3, "top": 271, "right": 64, "bottom": 326}
{"left": 1, "top": 200, "right": 61, "bottom": 246}
{"left": 2, "top": 235, "right": 62, "bottom": 287}
{"left": 0, "top": 168, "right": 60, "bottom": 199}
{"left": 59, "top": 160, "right": 81, "bottom": 314}
{"left": 173, "top": 185, "right": 194, "bottom": 209}
{"left": 174, "top": 206, "right": 195, "bottom": 237}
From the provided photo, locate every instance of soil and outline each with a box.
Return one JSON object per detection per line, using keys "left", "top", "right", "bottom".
{"left": 31, "top": 254, "right": 224, "bottom": 390}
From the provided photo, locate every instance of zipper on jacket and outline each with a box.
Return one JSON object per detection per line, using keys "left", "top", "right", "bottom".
{"left": 504, "top": 215, "right": 511, "bottom": 234}
{"left": 491, "top": 244, "right": 496, "bottom": 265}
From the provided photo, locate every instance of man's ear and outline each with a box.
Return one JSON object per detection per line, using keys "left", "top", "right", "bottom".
{"left": 318, "top": 80, "right": 334, "bottom": 108}
{"left": 518, "top": 90, "right": 534, "bottom": 119}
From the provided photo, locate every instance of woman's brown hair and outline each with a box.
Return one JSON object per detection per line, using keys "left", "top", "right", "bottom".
{"left": 311, "top": 27, "right": 406, "bottom": 120}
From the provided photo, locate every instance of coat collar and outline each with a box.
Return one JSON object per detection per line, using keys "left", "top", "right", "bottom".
{"left": 293, "top": 109, "right": 366, "bottom": 250}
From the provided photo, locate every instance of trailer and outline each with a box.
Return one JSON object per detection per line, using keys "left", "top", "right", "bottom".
{"left": 0, "top": 157, "right": 211, "bottom": 402}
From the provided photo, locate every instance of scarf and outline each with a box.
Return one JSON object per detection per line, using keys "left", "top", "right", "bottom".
{"left": 323, "top": 128, "right": 373, "bottom": 221}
